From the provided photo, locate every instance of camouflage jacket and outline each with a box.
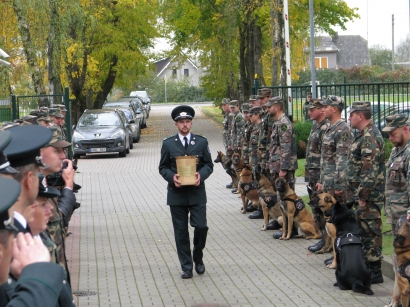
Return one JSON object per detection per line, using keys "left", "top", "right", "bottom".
{"left": 249, "top": 121, "right": 263, "bottom": 166}
{"left": 319, "top": 119, "right": 352, "bottom": 191}
{"left": 241, "top": 121, "right": 253, "bottom": 163}
{"left": 258, "top": 113, "right": 275, "bottom": 165}
{"left": 346, "top": 122, "right": 386, "bottom": 203}
{"left": 268, "top": 114, "right": 298, "bottom": 172}
{"left": 230, "top": 111, "right": 246, "bottom": 148}
{"left": 385, "top": 139, "right": 410, "bottom": 222}
{"left": 222, "top": 112, "right": 233, "bottom": 148}
{"left": 305, "top": 118, "right": 330, "bottom": 183}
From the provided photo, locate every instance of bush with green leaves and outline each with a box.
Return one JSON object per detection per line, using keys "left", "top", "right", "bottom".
{"left": 294, "top": 121, "right": 313, "bottom": 159}
{"left": 384, "top": 139, "right": 393, "bottom": 160}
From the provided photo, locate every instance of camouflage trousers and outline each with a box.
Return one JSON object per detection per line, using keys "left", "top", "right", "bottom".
{"left": 270, "top": 170, "right": 295, "bottom": 191}
{"left": 355, "top": 201, "right": 383, "bottom": 263}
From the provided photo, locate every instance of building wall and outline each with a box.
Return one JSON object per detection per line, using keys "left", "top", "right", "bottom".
{"left": 157, "top": 60, "right": 203, "bottom": 87}
{"left": 314, "top": 52, "right": 337, "bottom": 69}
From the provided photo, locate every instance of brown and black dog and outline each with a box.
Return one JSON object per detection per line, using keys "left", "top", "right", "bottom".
{"left": 254, "top": 171, "right": 282, "bottom": 231}
{"left": 275, "top": 177, "right": 322, "bottom": 240}
{"left": 237, "top": 164, "right": 259, "bottom": 214}
{"left": 389, "top": 216, "right": 410, "bottom": 306}
{"left": 214, "top": 151, "right": 238, "bottom": 188}
{"left": 309, "top": 192, "right": 338, "bottom": 268}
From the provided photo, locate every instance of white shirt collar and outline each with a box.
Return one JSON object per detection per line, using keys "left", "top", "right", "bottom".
{"left": 178, "top": 133, "right": 191, "bottom": 144}
{"left": 13, "top": 211, "right": 27, "bottom": 229}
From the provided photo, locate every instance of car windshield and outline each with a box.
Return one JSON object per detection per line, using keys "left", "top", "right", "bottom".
{"left": 104, "top": 103, "right": 130, "bottom": 108}
{"left": 78, "top": 113, "right": 121, "bottom": 127}
{"left": 130, "top": 91, "right": 148, "bottom": 98}
{"left": 122, "top": 110, "right": 133, "bottom": 120}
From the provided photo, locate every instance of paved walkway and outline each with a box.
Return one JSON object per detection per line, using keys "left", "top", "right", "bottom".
{"left": 67, "top": 104, "right": 394, "bottom": 307}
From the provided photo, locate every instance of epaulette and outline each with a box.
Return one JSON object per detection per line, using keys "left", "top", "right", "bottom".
{"left": 195, "top": 134, "right": 207, "bottom": 139}
{"left": 163, "top": 136, "right": 173, "bottom": 141}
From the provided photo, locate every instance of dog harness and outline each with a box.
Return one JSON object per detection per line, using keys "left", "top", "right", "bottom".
{"left": 336, "top": 233, "right": 363, "bottom": 253}
{"left": 239, "top": 181, "right": 258, "bottom": 195}
{"left": 259, "top": 193, "right": 278, "bottom": 209}
{"left": 281, "top": 197, "right": 305, "bottom": 217}
{"left": 397, "top": 261, "right": 410, "bottom": 282}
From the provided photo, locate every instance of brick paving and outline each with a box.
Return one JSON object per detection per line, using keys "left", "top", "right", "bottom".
{"left": 67, "top": 104, "right": 394, "bottom": 307}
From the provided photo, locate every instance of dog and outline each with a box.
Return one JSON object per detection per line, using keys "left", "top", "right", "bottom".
{"left": 231, "top": 152, "right": 245, "bottom": 194}
{"left": 254, "top": 171, "right": 282, "bottom": 231}
{"left": 237, "top": 164, "right": 259, "bottom": 214}
{"left": 309, "top": 191, "right": 337, "bottom": 268}
{"left": 214, "top": 151, "right": 238, "bottom": 188}
{"left": 388, "top": 216, "right": 410, "bottom": 307}
{"left": 324, "top": 201, "right": 373, "bottom": 295}
{"left": 275, "top": 177, "right": 322, "bottom": 240}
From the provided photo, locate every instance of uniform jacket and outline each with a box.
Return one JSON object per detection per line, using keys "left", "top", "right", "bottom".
{"left": 229, "top": 111, "right": 246, "bottom": 149}
{"left": 159, "top": 133, "right": 213, "bottom": 206}
{"left": 258, "top": 113, "right": 275, "bottom": 165}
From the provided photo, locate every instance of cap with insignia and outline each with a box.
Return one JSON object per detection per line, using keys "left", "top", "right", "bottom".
{"left": 257, "top": 88, "right": 271, "bottom": 98}
{"left": 0, "top": 130, "right": 19, "bottom": 175}
{"left": 348, "top": 101, "right": 371, "bottom": 114}
{"left": 4, "top": 125, "right": 52, "bottom": 167}
{"left": 229, "top": 100, "right": 239, "bottom": 107}
{"left": 321, "top": 95, "right": 344, "bottom": 107}
{"left": 248, "top": 95, "right": 258, "bottom": 102}
{"left": 0, "top": 177, "right": 21, "bottom": 231}
{"left": 264, "top": 96, "right": 283, "bottom": 107}
{"left": 221, "top": 98, "right": 230, "bottom": 105}
{"left": 46, "top": 127, "right": 71, "bottom": 148}
{"left": 382, "top": 113, "right": 409, "bottom": 132}
{"left": 171, "top": 105, "right": 195, "bottom": 121}
{"left": 248, "top": 106, "right": 263, "bottom": 115}
{"left": 242, "top": 103, "right": 251, "bottom": 112}
{"left": 38, "top": 174, "right": 60, "bottom": 198}
{"left": 308, "top": 99, "right": 324, "bottom": 109}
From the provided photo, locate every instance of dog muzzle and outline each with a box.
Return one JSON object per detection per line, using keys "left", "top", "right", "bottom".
{"left": 398, "top": 261, "right": 410, "bottom": 283}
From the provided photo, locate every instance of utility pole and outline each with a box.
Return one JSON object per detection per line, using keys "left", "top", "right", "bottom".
{"left": 309, "top": 0, "right": 316, "bottom": 98}
{"left": 392, "top": 14, "right": 395, "bottom": 71}
{"left": 284, "top": 0, "right": 292, "bottom": 119}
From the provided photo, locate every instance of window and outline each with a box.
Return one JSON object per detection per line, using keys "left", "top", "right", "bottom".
{"left": 184, "top": 69, "right": 189, "bottom": 76}
{"left": 172, "top": 69, "right": 177, "bottom": 77}
{"left": 315, "top": 57, "right": 328, "bottom": 69}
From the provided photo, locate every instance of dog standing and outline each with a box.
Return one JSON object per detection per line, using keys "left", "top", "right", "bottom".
{"left": 324, "top": 201, "right": 373, "bottom": 295}
{"left": 275, "top": 177, "right": 322, "bottom": 240}
{"left": 214, "top": 151, "right": 238, "bottom": 188}
{"left": 254, "top": 172, "right": 282, "bottom": 231}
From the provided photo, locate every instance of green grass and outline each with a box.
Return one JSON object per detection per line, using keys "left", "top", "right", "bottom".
{"left": 295, "top": 159, "right": 305, "bottom": 177}
{"left": 201, "top": 106, "right": 224, "bottom": 124}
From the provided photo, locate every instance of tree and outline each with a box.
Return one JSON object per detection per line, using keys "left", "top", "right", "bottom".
{"left": 396, "top": 35, "right": 410, "bottom": 65}
{"left": 369, "top": 44, "right": 392, "bottom": 71}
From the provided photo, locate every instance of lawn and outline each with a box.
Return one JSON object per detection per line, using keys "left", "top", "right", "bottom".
{"left": 201, "top": 106, "right": 224, "bottom": 124}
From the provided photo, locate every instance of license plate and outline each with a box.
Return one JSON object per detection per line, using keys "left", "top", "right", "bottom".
{"left": 90, "top": 148, "right": 106, "bottom": 152}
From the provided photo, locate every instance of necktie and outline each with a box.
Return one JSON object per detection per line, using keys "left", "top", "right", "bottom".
{"left": 184, "top": 136, "right": 188, "bottom": 149}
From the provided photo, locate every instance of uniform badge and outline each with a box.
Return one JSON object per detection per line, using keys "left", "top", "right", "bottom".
{"left": 281, "top": 124, "right": 288, "bottom": 132}
{"left": 341, "top": 132, "right": 349, "bottom": 141}
{"left": 191, "top": 141, "right": 195, "bottom": 145}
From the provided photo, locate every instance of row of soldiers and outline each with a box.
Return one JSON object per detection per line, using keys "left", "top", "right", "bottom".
{"left": 222, "top": 88, "right": 410, "bottom": 289}
{"left": 0, "top": 104, "right": 79, "bottom": 305}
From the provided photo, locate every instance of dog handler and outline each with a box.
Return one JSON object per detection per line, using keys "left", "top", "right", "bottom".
{"left": 159, "top": 105, "right": 213, "bottom": 279}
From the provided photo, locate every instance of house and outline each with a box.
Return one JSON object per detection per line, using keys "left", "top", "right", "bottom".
{"left": 154, "top": 54, "right": 204, "bottom": 87}
{"left": 314, "top": 33, "right": 371, "bottom": 69}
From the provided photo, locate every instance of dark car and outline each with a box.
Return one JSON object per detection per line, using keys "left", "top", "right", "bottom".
{"left": 129, "top": 90, "right": 151, "bottom": 116}
{"left": 103, "top": 99, "right": 147, "bottom": 128}
{"left": 108, "top": 107, "right": 141, "bottom": 143}
{"left": 72, "top": 109, "right": 131, "bottom": 158}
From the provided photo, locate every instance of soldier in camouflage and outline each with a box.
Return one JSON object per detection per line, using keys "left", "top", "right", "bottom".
{"left": 305, "top": 99, "right": 330, "bottom": 252}
{"left": 248, "top": 106, "right": 264, "bottom": 170}
{"left": 346, "top": 101, "right": 386, "bottom": 284}
{"left": 241, "top": 103, "right": 252, "bottom": 163}
{"left": 316, "top": 96, "right": 352, "bottom": 204}
{"left": 221, "top": 98, "right": 234, "bottom": 188}
{"left": 228, "top": 100, "right": 246, "bottom": 154}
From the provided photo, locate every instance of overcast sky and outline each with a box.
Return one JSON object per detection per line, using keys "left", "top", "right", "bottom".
{"left": 334, "top": 0, "right": 409, "bottom": 48}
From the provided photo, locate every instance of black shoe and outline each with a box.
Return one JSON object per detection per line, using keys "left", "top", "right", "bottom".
{"left": 324, "top": 256, "right": 334, "bottom": 266}
{"left": 226, "top": 182, "right": 233, "bottom": 189}
{"left": 308, "top": 237, "right": 325, "bottom": 252}
{"left": 368, "top": 261, "right": 384, "bottom": 284}
{"left": 231, "top": 188, "right": 238, "bottom": 193}
{"left": 246, "top": 202, "right": 255, "bottom": 212}
{"left": 181, "top": 270, "right": 193, "bottom": 279}
{"left": 273, "top": 231, "right": 282, "bottom": 239}
{"left": 266, "top": 220, "right": 281, "bottom": 230}
{"left": 248, "top": 210, "right": 263, "bottom": 219}
{"left": 195, "top": 261, "right": 205, "bottom": 275}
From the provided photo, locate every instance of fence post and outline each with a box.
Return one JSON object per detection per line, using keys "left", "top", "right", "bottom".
{"left": 377, "top": 84, "right": 381, "bottom": 132}
{"left": 64, "top": 87, "right": 73, "bottom": 159}
{"left": 11, "top": 95, "right": 17, "bottom": 120}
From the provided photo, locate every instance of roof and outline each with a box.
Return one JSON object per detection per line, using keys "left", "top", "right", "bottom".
{"left": 154, "top": 53, "right": 199, "bottom": 77}
{"left": 315, "top": 36, "right": 338, "bottom": 53}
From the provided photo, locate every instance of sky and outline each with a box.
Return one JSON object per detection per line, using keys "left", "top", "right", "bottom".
{"left": 335, "top": 0, "right": 410, "bottom": 48}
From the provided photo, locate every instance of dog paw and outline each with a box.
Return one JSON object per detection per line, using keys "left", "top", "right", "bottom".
{"left": 261, "top": 227, "right": 266, "bottom": 231}
{"left": 326, "top": 263, "right": 336, "bottom": 269}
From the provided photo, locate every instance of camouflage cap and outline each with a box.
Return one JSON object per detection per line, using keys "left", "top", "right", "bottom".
{"left": 48, "top": 108, "right": 63, "bottom": 118}
{"left": 257, "top": 88, "right": 271, "bottom": 98}
{"left": 229, "top": 100, "right": 239, "bottom": 107}
{"left": 248, "top": 106, "right": 263, "bottom": 115}
{"left": 37, "top": 116, "right": 52, "bottom": 123}
{"left": 264, "top": 96, "right": 283, "bottom": 107}
{"left": 46, "top": 127, "right": 71, "bottom": 148}
{"left": 321, "top": 95, "right": 344, "bottom": 107}
{"left": 308, "top": 99, "right": 324, "bottom": 109}
{"left": 382, "top": 113, "right": 409, "bottom": 132}
{"left": 348, "top": 101, "right": 371, "bottom": 114}
{"left": 242, "top": 103, "right": 251, "bottom": 112}
{"left": 248, "top": 95, "right": 258, "bottom": 102}
{"left": 221, "top": 98, "right": 230, "bottom": 105}
{"left": 20, "top": 115, "right": 38, "bottom": 125}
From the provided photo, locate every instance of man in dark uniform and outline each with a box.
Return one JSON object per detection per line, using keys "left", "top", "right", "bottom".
{"left": 159, "top": 105, "right": 214, "bottom": 279}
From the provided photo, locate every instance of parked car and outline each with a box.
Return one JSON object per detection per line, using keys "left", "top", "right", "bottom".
{"left": 129, "top": 90, "right": 151, "bottom": 116}
{"left": 111, "top": 107, "right": 141, "bottom": 143}
{"left": 103, "top": 100, "right": 147, "bottom": 129}
{"left": 72, "top": 109, "right": 131, "bottom": 158}
{"left": 373, "top": 103, "right": 410, "bottom": 137}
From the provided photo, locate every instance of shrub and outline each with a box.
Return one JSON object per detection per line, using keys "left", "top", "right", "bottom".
{"left": 384, "top": 139, "right": 393, "bottom": 160}
{"left": 294, "top": 121, "right": 313, "bottom": 159}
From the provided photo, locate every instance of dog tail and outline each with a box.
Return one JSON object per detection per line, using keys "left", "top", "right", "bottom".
{"left": 352, "top": 281, "right": 374, "bottom": 296}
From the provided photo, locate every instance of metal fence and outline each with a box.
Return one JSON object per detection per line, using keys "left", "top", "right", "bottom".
{"left": 0, "top": 99, "right": 11, "bottom": 122}
{"left": 13, "top": 94, "right": 65, "bottom": 118}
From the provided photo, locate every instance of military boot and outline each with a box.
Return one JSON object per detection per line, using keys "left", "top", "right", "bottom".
{"left": 226, "top": 182, "right": 233, "bottom": 189}
{"left": 248, "top": 204, "right": 263, "bottom": 219}
{"left": 246, "top": 201, "right": 255, "bottom": 212}
{"left": 368, "top": 261, "right": 384, "bottom": 284}
{"left": 266, "top": 220, "right": 281, "bottom": 230}
{"left": 308, "top": 236, "right": 325, "bottom": 252}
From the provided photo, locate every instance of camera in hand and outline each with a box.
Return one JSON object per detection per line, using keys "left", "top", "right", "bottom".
{"left": 46, "top": 160, "right": 81, "bottom": 192}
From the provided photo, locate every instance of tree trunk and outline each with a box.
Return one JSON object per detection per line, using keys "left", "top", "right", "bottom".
{"left": 277, "top": 0, "right": 286, "bottom": 86}
{"left": 270, "top": 0, "right": 279, "bottom": 86}
{"left": 253, "top": 22, "right": 264, "bottom": 87}
{"left": 247, "top": 20, "right": 255, "bottom": 95}
{"left": 47, "top": 0, "right": 63, "bottom": 96}
{"left": 93, "top": 55, "right": 118, "bottom": 109}
{"left": 238, "top": 22, "right": 249, "bottom": 102}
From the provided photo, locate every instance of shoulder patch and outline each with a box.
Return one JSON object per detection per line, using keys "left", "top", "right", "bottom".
{"left": 281, "top": 124, "right": 288, "bottom": 132}
{"left": 341, "top": 131, "right": 349, "bottom": 142}
{"left": 363, "top": 136, "right": 373, "bottom": 148}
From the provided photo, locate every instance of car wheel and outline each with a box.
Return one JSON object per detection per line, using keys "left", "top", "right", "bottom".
{"left": 126, "top": 144, "right": 130, "bottom": 154}
{"left": 143, "top": 121, "right": 147, "bottom": 128}
{"left": 119, "top": 145, "right": 127, "bottom": 157}
{"left": 130, "top": 140, "right": 134, "bottom": 149}
{"left": 136, "top": 131, "right": 140, "bottom": 143}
